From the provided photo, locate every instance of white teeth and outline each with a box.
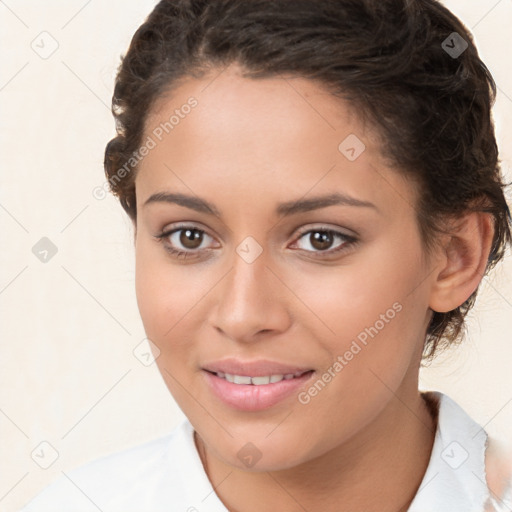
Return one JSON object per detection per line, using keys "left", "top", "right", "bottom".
{"left": 233, "top": 375, "right": 252, "bottom": 384}
{"left": 216, "top": 372, "right": 306, "bottom": 385}
{"left": 250, "top": 376, "right": 270, "bottom": 385}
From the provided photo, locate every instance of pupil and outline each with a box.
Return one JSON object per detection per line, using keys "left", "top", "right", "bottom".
{"left": 180, "top": 229, "right": 202, "bottom": 249}
{"left": 311, "top": 231, "right": 333, "bottom": 250}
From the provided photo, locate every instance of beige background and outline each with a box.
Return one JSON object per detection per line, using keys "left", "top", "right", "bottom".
{"left": 1, "top": 1, "right": 511, "bottom": 510}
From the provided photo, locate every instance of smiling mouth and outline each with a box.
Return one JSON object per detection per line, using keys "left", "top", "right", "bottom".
{"left": 206, "top": 370, "right": 314, "bottom": 385}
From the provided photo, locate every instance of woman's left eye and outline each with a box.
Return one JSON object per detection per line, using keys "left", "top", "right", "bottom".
{"left": 291, "top": 229, "right": 355, "bottom": 254}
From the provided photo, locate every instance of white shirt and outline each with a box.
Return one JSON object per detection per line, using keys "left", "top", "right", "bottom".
{"left": 20, "top": 392, "right": 512, "bottom": 511}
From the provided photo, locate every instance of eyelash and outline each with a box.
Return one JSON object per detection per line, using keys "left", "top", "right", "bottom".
{"left": 154, "top": 224, "right": 357, "bottom": 260}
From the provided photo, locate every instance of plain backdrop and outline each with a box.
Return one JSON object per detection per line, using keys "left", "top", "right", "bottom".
{"left": 1, "top": 1, "right": 511, "bottom": 510}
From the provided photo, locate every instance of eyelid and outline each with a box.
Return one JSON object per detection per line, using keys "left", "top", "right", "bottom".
{"left": 159, "top": 220, "right": 210, "bottom": 234}
{"left": 158, "top": 224, "right": 215, "bottom": 241}
{"left": 293, "top": 223, "right": 356, "bottom": 238}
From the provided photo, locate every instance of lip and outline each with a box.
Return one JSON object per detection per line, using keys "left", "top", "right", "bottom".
{"left": 202, "top": 358, "right": 313, "bottom": 377}
{"left": 201, "top": 358, "right": 315, "bottom": 411}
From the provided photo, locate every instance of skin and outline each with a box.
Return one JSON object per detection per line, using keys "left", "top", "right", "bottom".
{"left": 133, "top": 64, "right": 493, "bottom": 511}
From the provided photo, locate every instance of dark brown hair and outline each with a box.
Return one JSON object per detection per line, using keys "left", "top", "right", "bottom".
{"left": 104, "top": 0, "right": 511, "bottom": 359}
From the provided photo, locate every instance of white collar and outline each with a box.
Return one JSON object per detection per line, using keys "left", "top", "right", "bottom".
{"left": 408, "top": 391, "right": 490, "bottom": 511}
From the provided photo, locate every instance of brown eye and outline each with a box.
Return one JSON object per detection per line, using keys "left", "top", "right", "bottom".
{"left": 293, "top": 228, "right": 355, "bottom": 255}
{"left": 309, "top": 231, "right": 334, "bottom": 251}
{"left": 155, "top": 225, "right": 218, "bottom": 259}
{"left": 179, "top": 228, "right": 203, "bottom": 249}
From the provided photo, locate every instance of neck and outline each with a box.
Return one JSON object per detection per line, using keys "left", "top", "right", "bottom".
{"left": 195, "top": 386, "right": 436, "bottom": 512}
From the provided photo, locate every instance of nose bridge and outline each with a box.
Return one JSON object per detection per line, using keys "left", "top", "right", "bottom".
{"left": 212, "top": 244, "right": 290, "bottom": 340}
{"left": 223, "top": 248, "right": 271, "bottom": 315}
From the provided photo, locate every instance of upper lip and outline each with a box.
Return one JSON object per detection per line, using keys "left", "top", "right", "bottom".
{"left": 202, "top": 358, "right": 313, "bottom": 377}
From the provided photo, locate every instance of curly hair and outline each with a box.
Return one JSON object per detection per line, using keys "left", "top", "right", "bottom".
{"left": 104, "top": 0, "right": 511, "bottom": 360}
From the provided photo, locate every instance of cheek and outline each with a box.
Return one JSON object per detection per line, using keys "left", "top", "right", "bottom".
{"left": 134, "top": 241, "right": 188, "bottom": 343}
{"left": 134, "top": 247, "right": 198, "bottom": 405}
{"left": 296, "top": 232, "right": 429, "bottom": 392}
{"left": 294, "top": 235, "right": 426, "bottom": 347}
{"left": 134, "top": 239, "right": 221, "bottom": 357}
{"left": 299, "top": 292, "right": 424, "bottom": 467}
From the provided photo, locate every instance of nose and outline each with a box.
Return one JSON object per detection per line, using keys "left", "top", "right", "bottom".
{"left": 209, "top": 249, "right": 292, "bottom": 343}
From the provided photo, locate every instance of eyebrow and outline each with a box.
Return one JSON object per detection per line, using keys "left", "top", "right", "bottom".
{"left": 276, "top": 193, "right": 376, "bottom": 216}
{"left": 143, "top": 192, "right": 220, "bottom": 215}
{"left": 143, "top": 191, "right": 376, "bottom": 217}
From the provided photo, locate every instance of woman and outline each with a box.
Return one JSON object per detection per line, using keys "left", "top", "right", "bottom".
{"left": 21, "top": 0, "right": 512, "bottom": 510}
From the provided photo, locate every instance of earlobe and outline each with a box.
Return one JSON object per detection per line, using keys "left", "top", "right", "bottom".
{"left": 429, "top": 212, "right": 494, "bottom": 313}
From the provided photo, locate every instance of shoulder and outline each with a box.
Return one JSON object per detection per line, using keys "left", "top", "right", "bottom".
{"left": 410, "top": 391, "right": 511, "bottom": 512}
{"left": 19, "top": 420, "right": 213, "bottom": 512}
{"left": 484, "top": 437, "right": 512, "bottom": 511}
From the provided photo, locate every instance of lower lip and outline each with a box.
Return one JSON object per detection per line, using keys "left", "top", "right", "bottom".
{"left": 203, "top": 370, "right": 315, "bottom": 411}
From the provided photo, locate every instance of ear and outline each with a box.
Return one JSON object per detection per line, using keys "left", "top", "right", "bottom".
{"left": 429, "top": 212, "right": 494, "bottom": 313}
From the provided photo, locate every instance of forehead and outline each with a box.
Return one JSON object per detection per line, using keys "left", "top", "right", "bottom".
{"left": 145, "top": 65, "right": 368, "bottom": 159}
{"left": 136, "top": 65, "right": 415, "bottom": 218}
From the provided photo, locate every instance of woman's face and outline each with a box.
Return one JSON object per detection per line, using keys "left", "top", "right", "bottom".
{"left": 134, "top": 65, "right": 437, "bottom": 471}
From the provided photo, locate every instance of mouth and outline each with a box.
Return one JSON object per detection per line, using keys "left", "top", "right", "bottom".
{"left": 202, "top": 368, "right": 315, "bottom": 411}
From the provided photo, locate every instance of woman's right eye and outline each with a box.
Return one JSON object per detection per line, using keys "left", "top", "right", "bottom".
{"left": 154, "top": 226, "right": 217, "bottom": 258}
